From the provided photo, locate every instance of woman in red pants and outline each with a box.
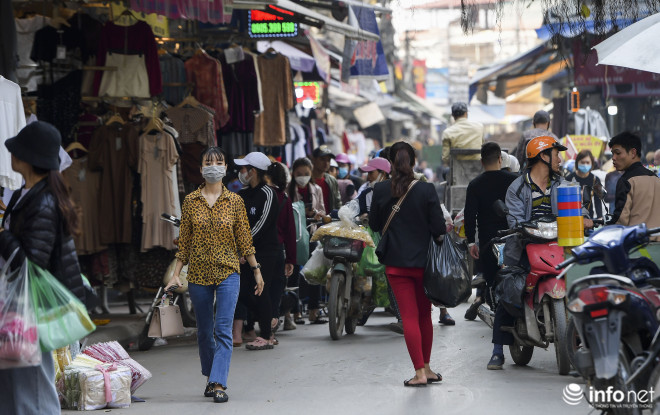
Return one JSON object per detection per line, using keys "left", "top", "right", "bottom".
{"left": 369, "top": 141, "right": 446, "bottom": 387}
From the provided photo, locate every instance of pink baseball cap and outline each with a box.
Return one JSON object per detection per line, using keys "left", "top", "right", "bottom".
{"left": 335, "top": 153, "right": 350, "bottom": 164}
{"left": 360, "top": 157, "right": 391, "bottom": 173}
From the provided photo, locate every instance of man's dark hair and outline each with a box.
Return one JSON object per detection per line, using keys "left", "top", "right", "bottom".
{"left": 481, "top": 142, "right": 501, "bottom": 165}
{"left": 609, "top": 132, "right": 642, "bottom": 158}
{"left": 533, "top": 110, "right": 550, "bottom": 126}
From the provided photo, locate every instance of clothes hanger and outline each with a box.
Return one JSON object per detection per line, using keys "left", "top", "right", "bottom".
{"left": 177, "top": 94, "right": 201, "bottom": 108}
{"left": 144, "top": 116, "right": 164, "bottom": 133}
{"left": 65, "top": 141, "right": 88, "bottom": 153}
{"left": 105, "top": 112, "right": 125, "bottom": 126}
{"left": 119, "top": 8, "right": 139, "bottom": 22}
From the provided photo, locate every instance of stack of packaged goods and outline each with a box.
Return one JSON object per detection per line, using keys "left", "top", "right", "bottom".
{"left": 82, "top": 341, "right": 152, "bottom": 393}
{"left": 61, "top": 353, "right": 132, "bottom": 410}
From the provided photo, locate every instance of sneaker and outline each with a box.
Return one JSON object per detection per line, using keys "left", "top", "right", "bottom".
{"left": 283, "top": 317, "right": 297, "bottom": 331}
{"left": 464, "top": 299, "right": 484, "bottom": 321}
{"left": 487, "top": 354, "right": 505, "bottom": 370}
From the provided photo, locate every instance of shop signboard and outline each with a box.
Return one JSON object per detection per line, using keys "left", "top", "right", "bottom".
{"left": 294, "top": 82, "right": 321, "bottom": 106}
{"left": 563, "top": 135, "right": 606, "bottom": 158}
{"left": 248, "top": 8, "right": 298, "bottom": 38}
{"left": 341, "top": 5, "right": 388, "bottom": 81}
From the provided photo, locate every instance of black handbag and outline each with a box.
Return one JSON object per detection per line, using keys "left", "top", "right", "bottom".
{"left": 375, "top": 180, "right": 418, "bottom": 262}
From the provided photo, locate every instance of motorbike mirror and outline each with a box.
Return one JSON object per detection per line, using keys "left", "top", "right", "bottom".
{"left": 493, "top": 200, "right": 509, "bottom": 218}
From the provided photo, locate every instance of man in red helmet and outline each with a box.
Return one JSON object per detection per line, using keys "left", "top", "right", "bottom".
{"left": 486, "top": 134, "right": 592, "bottom": 370}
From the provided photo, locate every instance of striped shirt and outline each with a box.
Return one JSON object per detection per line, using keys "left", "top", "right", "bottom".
{"left": 526, "top": 171, "right": 553, "bottom": 219}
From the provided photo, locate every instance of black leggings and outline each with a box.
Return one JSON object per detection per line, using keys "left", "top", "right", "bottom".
{"left": 239, "top": 252, "right": 278, "bottom": 340}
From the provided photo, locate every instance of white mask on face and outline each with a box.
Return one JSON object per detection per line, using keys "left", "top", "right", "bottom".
{"left": 202, "top": 165, "right": 226, "bottom": 184}
{"left": 238, "top": 170, "right": 251, "bottom": 185}
{"left": 368, "top": 173, "right": 383, "bottom": 188}
{"left": 295, "top": 175, "right": 311, "bottom": 187}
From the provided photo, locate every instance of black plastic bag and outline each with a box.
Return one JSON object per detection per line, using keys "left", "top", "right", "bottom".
{"left": 423, "top": 233, "right": 471, "bottom": 307}
{"left": 494, "top": 266, "right": 527, "bottom": 318}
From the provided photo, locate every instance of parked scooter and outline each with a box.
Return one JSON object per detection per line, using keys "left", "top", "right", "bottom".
{"left": 490, "top": 200, "right": 570, "bottom": 375}
{"left": 559, "top": 223, "right": 660, "bottom": 412}
{"left": 137, "top": 214, "right": 196, "bottom": 351}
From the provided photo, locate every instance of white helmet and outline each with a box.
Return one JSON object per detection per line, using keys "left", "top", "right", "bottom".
{"left": 500, "top": 151, "right": 511, "bottom": 169}
{"left": 508, "top": 154, "right": 520, "bottom": 173}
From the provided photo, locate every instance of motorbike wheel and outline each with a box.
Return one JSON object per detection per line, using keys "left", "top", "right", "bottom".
{"left": 648, "top": 364, "right": 660, "bottom": 415}
{"left": 552, "top": 298, "right": 571, "bottom": 376}
{"left": 138, "top": 325, "right": 156, "bottom": 351}
{"left": 345, "top": 316, "right": 358, "bottom": 334}
{"left": 328, "top": 272, "right": 347, "bottom": 340}
{"left": 178, "top": 292, "right": 196, "bottom": 328}
{"left": 565, "top": 316, "right": 582, "bottom": 372}
{"left": 592, "top": 349, "right": 640, "bottom": 415}
{"left": 509, "top": 341, "right": 534, "bottom": 366}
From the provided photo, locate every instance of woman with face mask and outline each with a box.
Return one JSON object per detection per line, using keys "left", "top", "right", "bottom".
{"left": 232, "top": 152, "right": 281, "bottom": 350}
{"left": 287, "top": 157, "right": 328, "bottom": 324}
{"left": 165, "top": 147, "right": 262, "bottom": 403}
{"left": 355, "top": 157, "right": 391, "bottom": 215}
{"left": 565, "top": 149, "right": 604, "bottom": 219}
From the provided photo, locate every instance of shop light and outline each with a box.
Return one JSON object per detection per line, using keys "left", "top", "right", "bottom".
{"left": 608, "top": 105, "right": 618, "bottom": 115}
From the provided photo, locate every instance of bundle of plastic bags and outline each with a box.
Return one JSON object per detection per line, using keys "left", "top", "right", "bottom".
{"left": 310, "top": 202, "right": 375, "bottom": 247}
{"left": 0, "top": 253, "right": 41, "bottom": 369}
{"left": 82, "top": 341, "right": 152, "bottom": 393}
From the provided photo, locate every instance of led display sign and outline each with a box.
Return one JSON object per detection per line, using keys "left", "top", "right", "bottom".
{"left": 249, "top": 8, "right": 298, "bottom": 38}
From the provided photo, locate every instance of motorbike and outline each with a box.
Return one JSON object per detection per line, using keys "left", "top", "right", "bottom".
{"left": 137, "top": 214, "right": 196, "bottom": 351}
{"left": 558, "top": 223, "right": 660, "bottom": 412}
{"left": 490, "top": 200, "right": 570, "bottom": 375}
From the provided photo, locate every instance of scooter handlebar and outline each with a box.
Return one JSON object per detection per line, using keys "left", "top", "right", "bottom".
{"left": 647, "top": 227, "right": 660, "bottom": 237}
{"left": 555, "top": 256, "right": 576, "bottom": 270}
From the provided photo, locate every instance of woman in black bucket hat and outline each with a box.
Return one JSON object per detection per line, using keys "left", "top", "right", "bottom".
{"left": 0, "top": 121, "right": 85, "bottom": 415}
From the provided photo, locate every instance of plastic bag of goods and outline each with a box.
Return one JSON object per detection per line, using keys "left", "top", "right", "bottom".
{"left": 310, "top": 203, "right": 375, "bottom": 247}
{"left": 356, "top": 227, "right": 385, "bottom": 276}
{"left": 301, "top": 244, "right": 332, "bottom": 285}
{"left": 63, "top": 364, "right": 132, "bottom": 410}
{"left": 0, "top": 254, "right": 41, "bottom": 369}
{"left": 82, "top": 341, "right": 152, "bottom": 393}
{"left": 494, "top": 266, "right": 526, "bottom": 318}
{"left": 423, "top": 233, "right": 471, "bottom": 307}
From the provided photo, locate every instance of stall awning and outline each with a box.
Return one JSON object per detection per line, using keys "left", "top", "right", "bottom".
{"left": 535, "top": 9, "right": 652, "bottom": 40}
{"left": 397, "top": 89, "right": 445, "bottom": 120}
{"left": 469, "top": 41, "right": 567, "bottom": 102}
{"left": 256, "top": 40, "right": 316, "bottom": 72}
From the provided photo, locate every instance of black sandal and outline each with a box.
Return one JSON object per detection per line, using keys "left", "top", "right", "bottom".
{"left": 403, "top": 378, "right": 427, "bottom": 387}
{"left": 204, "top": 382, "right": 216, "bottom": 397}
{"left": 426, "top": 372, "right": 443, "bottom": 384}
{"left": 213, "top": 389, "right": 229, "bottom": 403}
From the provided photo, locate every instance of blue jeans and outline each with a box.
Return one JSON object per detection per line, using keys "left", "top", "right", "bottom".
{"left": 188, "top": 273, "right": 240, "bottom": 388}
{"left": 0, "top": 351, "right": 60, "bottom": 415}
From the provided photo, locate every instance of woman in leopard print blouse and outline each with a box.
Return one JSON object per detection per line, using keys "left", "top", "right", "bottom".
{"left": 166, "top": 147, "right": 263, "bottom": 404}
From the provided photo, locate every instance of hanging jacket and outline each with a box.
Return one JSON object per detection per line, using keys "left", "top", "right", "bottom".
{"left": 0, "top": 179, "right": 84, "bottom": 302}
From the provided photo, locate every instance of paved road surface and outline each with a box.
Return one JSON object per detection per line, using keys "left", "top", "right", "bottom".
{"left": 64, "top": 301, "right": 592, "bottom": 415}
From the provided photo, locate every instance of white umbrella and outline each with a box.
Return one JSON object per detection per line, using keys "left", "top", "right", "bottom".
{"left": 593, "top": 13, "right": 660, "bottom": 74}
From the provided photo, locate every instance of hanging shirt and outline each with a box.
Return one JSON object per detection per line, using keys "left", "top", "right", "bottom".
{"left": 185, "top": 51, "right": 229, "bottom": 127}
{"left": 15, "top": 15, "right": 49, "bottom": 92}
{"left": 253, "top": 53, "right": 296, "bottom": 147}
{"left": 217, "top": 53, "right": 260, "bottom": 133}
{"left": 93, "top": 21, "right": 162, "bottom": 97}
{"left": 0, "top": 77, "right": 26, "bottom": 190}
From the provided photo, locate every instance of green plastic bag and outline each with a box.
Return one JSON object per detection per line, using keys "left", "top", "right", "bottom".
{"left": 357, "top": 227, "right": 385, "bottom": 277}
{"left": 28, "top": 262, "right": 96, "bottom": 352}
{"left": 292, "top": 200, "right": 310, "bottom": 265}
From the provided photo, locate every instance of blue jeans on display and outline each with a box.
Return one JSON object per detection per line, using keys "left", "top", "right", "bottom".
{"left": 188, "top": 273, "right": 240, "bottom": 389}
{"left": 0, "top": 351, "right": 60, "bottom": 415}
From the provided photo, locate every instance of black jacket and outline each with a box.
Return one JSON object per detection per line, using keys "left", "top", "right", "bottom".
{"left": 369, "top": 179, "right": 445, "bottom": 268}
{"left": 0, "top": 179, "right": 85, "bottom": 302}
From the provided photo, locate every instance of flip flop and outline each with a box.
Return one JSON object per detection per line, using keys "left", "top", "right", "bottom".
{"left": 403, "top": 378, "right": 427, "bottom": 387}
{"left": 426, "top": 372, "right": 443, "bottom": 384}
{"left": 245, "top": 337, "right": 274, "bottom": 350}
{"left": 310, "top": 318, "right": 328, "bottom": 324}
{"left": 232, "top": 342, "right": 242, "bottom": 347}
{"left": 439, "top": 314, "right": 456, "bottom": 326}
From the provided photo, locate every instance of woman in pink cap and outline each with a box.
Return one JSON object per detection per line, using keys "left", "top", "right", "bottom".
{"left": 356, "top": 157, "right": 390, "bottom": 215}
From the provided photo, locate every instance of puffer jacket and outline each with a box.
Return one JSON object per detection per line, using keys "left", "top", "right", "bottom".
{"left": 0, "top": 179, "right": 85, "bottom": 302}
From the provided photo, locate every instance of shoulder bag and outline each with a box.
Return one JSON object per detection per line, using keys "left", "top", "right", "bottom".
{"left": 374, "top": 180, "right": 418, "bottom": 262}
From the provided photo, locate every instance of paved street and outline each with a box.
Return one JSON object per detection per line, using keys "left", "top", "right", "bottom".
{"left": 65, "top": 297, "right": 592, "bottom": 415}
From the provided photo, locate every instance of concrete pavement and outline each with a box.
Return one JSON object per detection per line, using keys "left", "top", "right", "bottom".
{"left": 64, "top": 298, "right": 593, "bottom": 415}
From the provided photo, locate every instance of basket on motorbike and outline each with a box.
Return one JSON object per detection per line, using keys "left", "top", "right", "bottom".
{"left": 322, "top": 236, "right": 366, "bottom": 262}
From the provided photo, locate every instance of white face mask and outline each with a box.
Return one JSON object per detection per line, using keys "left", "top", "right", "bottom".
{"left": 201, "top": 165, "right": 226, "bottom": 184}
{"left": 295, "top": 175, "right": 311, "bottom": 187}
{"left": 368, "top": 173, "right": 383, "bottom": 188}
{"left": 238, "top": 170, "right": 251, "bottom": 185}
